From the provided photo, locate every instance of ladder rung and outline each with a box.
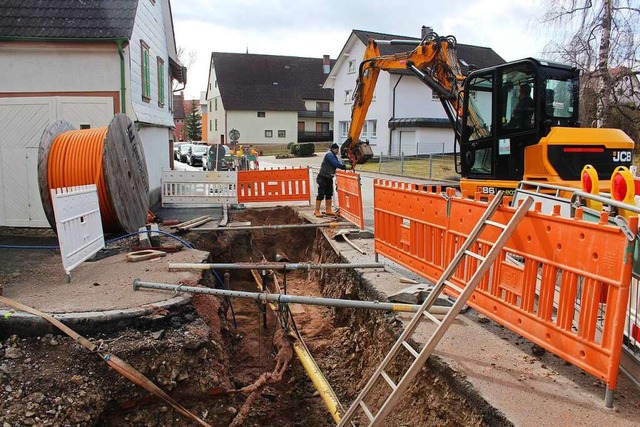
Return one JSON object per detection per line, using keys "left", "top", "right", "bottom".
{"left": 359, "top": 400, "right": 375, "bottom": 421}
{"left": 421, "top": 310, "right": 442, "bottom": 326}
{"left": 464, "top": 250, "right": 485, "bottom": 261}
{"left": 401, "top": 340, "right": 420, "bottom": 358}
{"left": 484, "top": 219, "right": 506, "bottom": 229}
{"left": 380, "top": 370, "right": 398, "bottom": 391}
{"left": 444, "top": 280, "right": 464, "bottom": 295}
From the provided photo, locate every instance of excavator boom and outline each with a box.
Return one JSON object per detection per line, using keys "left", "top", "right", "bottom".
{"left": 342, "top": 32, "right": 466, "bottom": 165}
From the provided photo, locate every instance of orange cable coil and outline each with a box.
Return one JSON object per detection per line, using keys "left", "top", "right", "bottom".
{"left": 47, "top": 128, "right": 118, "bottom": 229}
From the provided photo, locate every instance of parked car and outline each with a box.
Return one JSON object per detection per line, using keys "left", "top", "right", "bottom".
{"left": 173, "top": 142, "right": 185, "bottom": 161}
{"left": 187, "top": 144, "right": 208, "bottom": 166}
{"left": 204, "top": 144, "right": 234, "bottom": 171}
{"left": 178, "top": 143, "right": 192, "bottom": 162}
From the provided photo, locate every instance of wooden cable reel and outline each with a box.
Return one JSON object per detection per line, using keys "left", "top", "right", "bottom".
{"left": 38, "top": 113, "right": 149, "bottom": 233}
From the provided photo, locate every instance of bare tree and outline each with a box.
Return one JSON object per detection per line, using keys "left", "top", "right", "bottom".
{"left": 173, "top": 47, "right": 198, "bottom": 91}
{"left": 541, "top": 0, "right": 639, "bottom": 138}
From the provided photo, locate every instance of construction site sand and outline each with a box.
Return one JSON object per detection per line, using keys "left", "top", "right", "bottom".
{"left": 0, "top": 248, "right": 208, "bottom": 313}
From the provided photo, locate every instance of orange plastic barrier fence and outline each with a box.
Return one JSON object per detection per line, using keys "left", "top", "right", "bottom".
{"left": 336, "top": 170, "right": 364, "bottom": 229}
{"left": 374, "top": 180, "right": 636, "bottom": 392}
{"left": 237, "top": 167, "right": 310, "bottom": 204}
{"left": 373, "top": 180, "right": 452, "bottom": 280}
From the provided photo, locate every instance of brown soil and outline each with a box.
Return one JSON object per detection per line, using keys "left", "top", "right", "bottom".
{"left": 0, "top": 207, "right": 506, "bottom": 426}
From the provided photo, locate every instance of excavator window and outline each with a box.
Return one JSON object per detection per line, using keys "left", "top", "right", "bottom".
{"left": 544, "top": 78, "right": 576, "bottom": 119}
{"left": 465, "top": 75, "right": 493, "bottom": 141}
{"left": 500, "top": 68, "right": 536, "bottom": 131}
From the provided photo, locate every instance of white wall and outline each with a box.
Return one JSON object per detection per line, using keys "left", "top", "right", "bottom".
{"left": 206, "top": 67, "right": 227, "bottom": 144}
{"left": 1, "top": 42, "right": 120, "bottom": 92}
{"left": 129, "top": 0, "right": 173, "bottom": 127}
{"left": 128, "top": 0, "right": 176, "bottom": 203}
{"left": 228, "top": 111, "right": 297, "bottom": 144}
{"left": 138, "top": 126, "right": 170, "bottom": 204}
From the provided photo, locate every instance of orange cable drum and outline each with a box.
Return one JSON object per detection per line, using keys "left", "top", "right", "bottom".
{"left": 47, "top": 127, "right": 117, "bottom": 227}
{"left": 38, "top": 114, "right": 150, "bottom": 233}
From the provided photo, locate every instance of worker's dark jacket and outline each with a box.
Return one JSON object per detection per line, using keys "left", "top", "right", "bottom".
{"left": 318, "top": 150, "right": 346, "bottom": 180}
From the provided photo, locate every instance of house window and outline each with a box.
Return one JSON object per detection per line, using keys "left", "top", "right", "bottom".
{"left": 362, "top": 121, "right": 368, "bottom": 137}
{"left": 210, "top": 120, "right": 212, "bottom": 131}
{"left": 316, "top": 102, "right": 329, "bottom": 112}
{"left": 141, "top": 41, "right": 151, "bottom": 101}
{"left": 214, "top": 98, "right": 218, "bottom": 111}
{"left": 316, "top": 122, "right": 329, "bottom": 132}
{"left": 214, "top": 119, "right": 218, "bottom": 131}
{"left": 278, "top": 130, "right": 286, "bottom": 138}
{"left": 368, "top": 120, "right": 377, "bottom": 138}
{"left": 80, "top": 124, "right": 91, "bottom": 130}
{"left": 298, "top": 121, "right": 305, "bottom": 131}
{"left": 431, "top": 90, "right": 440, "bottom": 101}
{"left": 265, "top": 130, "right": 273, "bottom": 138}
{"left": 257, "top": 111, "right": 266, "bottom": 118}
{"left": 157, "top": 57, "right": 165, "bottom": 107}
{"left": 348, "top": 60, "right": 356, "bottom": 74}
{"left": 339, "top": 121, "right": 350, "bottom": 138}
{"left": 344, "top": 90, "right": 352, "bottom": 103}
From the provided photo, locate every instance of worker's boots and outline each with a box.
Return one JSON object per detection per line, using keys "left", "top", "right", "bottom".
{"left": 314, "top": 200, "right": 324, "bottom": 217}
{"left": 325, "top": 199, "right": 339, "bottom": 216}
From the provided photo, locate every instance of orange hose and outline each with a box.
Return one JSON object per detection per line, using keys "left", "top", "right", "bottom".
{"left": 48, "top": 128, "right": 118, "bottom": 229}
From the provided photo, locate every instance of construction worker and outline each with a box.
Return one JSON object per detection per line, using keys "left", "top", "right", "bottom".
{"left": 315, "top": 143, "right": 347, "bottom": 217}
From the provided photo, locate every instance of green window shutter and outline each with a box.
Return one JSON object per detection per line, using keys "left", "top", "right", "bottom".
{"left": 157, "top": 58, "right": 165, "bottom": 106}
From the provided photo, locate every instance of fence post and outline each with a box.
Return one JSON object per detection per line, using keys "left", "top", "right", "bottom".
{"left": 429, "top": 154, "right": 433, "bottom": 179}
{"left": 401, "top": 151, "right": 404, "bottom": 176}
{"left": 378, "top": 154, "right": 382, "bottom": 173}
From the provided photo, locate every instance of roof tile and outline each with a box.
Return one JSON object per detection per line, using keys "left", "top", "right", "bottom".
{"left": 212, "top": 53, "right": 335, "bottom": 111}
{"left": 0, "top": 0, "right": 138, "bottom": 39}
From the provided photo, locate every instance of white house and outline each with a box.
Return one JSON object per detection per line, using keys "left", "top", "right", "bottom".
{"left": 206, "top": 53, "right": 334, "bottom": 147}
{"left": 324, "top": 28, "right": 505, "bottom": 157}
{"left": 0, "top": 0, "right": 186, "bottom": 228}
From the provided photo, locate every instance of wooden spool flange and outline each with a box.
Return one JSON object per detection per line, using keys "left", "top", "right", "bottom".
{"left": 38, "top": 113, "right": 150, "bottom": 233}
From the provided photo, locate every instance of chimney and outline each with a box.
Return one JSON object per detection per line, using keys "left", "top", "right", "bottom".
{"left": 323, "top": 54, "right": 330, "bottom": 74}
{"left": 421, "top": 26, "right": 433, "bottom": 39}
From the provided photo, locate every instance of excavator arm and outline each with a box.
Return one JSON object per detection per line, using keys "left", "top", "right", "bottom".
{"left": 342, "top": 32, "right": 466, "bottom": 165}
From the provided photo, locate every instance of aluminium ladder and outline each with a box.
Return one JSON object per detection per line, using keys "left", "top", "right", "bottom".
{"left": 337, "top": 191, "right": 534, "bottom": 426}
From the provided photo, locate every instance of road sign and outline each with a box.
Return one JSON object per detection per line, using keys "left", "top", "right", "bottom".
{"left": 229, "top": 129, "right": 240, "bottom": 142}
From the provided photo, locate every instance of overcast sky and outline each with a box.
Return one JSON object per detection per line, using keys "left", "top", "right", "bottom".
{"left": 172, "top": 0, "right": 549, "bottom": 100}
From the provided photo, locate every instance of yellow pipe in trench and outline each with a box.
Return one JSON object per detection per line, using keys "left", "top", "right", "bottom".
{"left": 293, "top": 342, "right": 343, "bottom": 423}
{"left": 250, "top": 269, "right": 344, "bottom": 424}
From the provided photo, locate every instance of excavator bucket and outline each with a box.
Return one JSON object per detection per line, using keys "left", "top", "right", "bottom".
{"left": 342, "top": 139, "right": 374, "bottom": 165}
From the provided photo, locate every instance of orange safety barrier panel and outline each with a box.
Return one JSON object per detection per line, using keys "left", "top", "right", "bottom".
{"left": 374, "top": 179, "right": 636, "bottom": 393}
{"left": 336, "top": 170, "right": 364, "bottom": 229}
{"left": 237, "top": 167, "right": 310, "bottom": 204}
{"left": 373, "top": 180, "right": 453, "bottom": 280}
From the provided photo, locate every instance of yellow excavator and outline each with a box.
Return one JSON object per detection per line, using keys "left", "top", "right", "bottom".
{"left": 342, "top": 31, "right": 634, "bottom": 195}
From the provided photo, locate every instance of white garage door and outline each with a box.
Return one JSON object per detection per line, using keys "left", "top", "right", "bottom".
{"left": 0, "top": 96, "right": 114, "bottom": 228}
{"left": 391, "top": 130, "right": 416, "bottom": 157}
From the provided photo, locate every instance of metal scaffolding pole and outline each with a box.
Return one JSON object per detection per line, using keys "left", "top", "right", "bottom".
{"left": 169, "top": 262, "right": 385, "bottom": 271}
{"left": 132, "top": 279, "right": 451, "bottom": 315}
{"left": 191, "top": 222, "right": 353, "bottom": 232}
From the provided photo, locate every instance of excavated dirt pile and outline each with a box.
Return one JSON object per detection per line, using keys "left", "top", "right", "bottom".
{"left": 0, "top": 207, "right": 509, "bottom": 426}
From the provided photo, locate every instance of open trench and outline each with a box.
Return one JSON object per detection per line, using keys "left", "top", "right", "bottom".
{"left": 0, "top": 206, "right": 510, "bottom": 426}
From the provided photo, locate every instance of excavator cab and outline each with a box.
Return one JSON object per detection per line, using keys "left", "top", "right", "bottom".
{"left": 458, "top": 58, "right": 632, "bottom": 195}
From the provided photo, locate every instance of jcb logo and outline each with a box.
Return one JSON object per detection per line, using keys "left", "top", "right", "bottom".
{"left": 613, "top": 151, "right": 632, "bottom": 162}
